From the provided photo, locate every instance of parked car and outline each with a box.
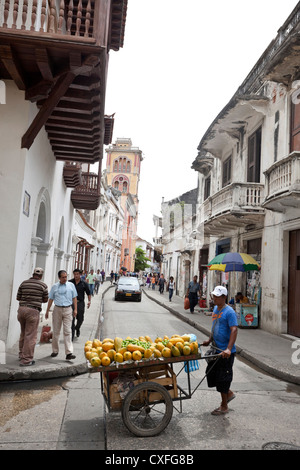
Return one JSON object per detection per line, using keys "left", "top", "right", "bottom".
{"left": 115, "top": 277, "right": 142, "bottom": 302}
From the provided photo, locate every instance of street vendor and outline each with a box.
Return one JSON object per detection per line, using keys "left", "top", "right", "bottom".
{"left": 202, "top": 285, "right": 238, "bottom": 416}
{"left": 235, "top": 292, "right": 249, "bottom": 304}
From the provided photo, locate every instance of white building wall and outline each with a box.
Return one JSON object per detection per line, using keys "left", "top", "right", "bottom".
{"left": 1, "top": 81, "right": 75, "bottom": 348}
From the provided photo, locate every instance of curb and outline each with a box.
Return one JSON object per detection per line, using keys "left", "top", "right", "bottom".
{"left": 0, "top": 285, "right": 113, "bottom": 382}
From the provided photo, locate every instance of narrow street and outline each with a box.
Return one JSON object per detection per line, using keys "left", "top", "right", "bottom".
{"left": 1, "top": 290, "right": 299, "bottom": 451}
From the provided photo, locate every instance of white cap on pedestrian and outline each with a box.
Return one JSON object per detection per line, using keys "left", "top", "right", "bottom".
{"left": 211, "top": 286, "right": 227, "bottom": 297}
{"left": 33, "top": 267, "right": 44, "bottom": 275}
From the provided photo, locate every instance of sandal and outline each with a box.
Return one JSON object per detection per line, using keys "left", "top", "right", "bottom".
{"left": 227, "top": 393, "right": 236, "bottom": 403}
{"left": 211, "top": 407, "right": 228, "bottom": 415}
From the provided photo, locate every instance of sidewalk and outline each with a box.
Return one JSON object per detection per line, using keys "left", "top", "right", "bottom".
{"left": 0, "top": 283, "right": 299, "bottom": 385}
{"left": 143, "top": 287, "right": 300, "bottom": 386}
{"left": 0, "top": 282, "right": 112, "bottom": 382}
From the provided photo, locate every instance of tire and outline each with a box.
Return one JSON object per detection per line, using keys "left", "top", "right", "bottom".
{"left": 121, "top": 381, "right": 173, "bottom": 437}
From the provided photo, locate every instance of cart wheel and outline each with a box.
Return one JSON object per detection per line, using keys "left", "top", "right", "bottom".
{"left": 121, "top": 381, "right": 173, "bottom": 437}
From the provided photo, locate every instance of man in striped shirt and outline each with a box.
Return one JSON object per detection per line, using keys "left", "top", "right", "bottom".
{"left": 16, "top": 267, "right": 49, "bottom": 366}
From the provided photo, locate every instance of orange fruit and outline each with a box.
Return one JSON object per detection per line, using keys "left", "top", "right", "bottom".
{"left": 153, "top": 348, "right": 162, "bottom": 358}
{"left": 183, "top": 345, "right": 191, "bottom": 356}
{"left": 190, "top": 341, "right": 198, "bottom": 354}
{"left": 123, "top": 351, "right": 132, "bottom": 361}
{"left": 162, "top": 347, "right": 171, "bottom": 358}
{"left": 156, "top": 342, "right": 165, "bottom": 352}
{"left": 102, "top": 338, "right": 114, "bottom": 343}
{"left": 90, "top": 356, "right": 101, "bottom": 367}
{"left": 115, "top": 353, "right": 124, "bottom": 363}
{"left": 102, "top": 342, "right": 115, "bottom": 352}
{"left": 99, "top": 351, "right": 108, "bottom": 360}
{"left": 101, "top": 356, "right": 111, "bottom": 367}
{"left": 132, "top": 350, "right": 142, "bottom": 361}
{"left": 107, "top": 349, "right": 116, "bottom": 361}
{"left": 84, "top": 345, "right": 92, "bottom": 352}
{"left": 92, "top": 339, "right": 102, "bottom": 348}
{"left": 144, "top": 349, "right": 153, "bottom": 359}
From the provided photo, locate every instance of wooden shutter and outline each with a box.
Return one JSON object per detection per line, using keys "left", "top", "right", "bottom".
{"left": 291, "top": 92, "right": 300, "bottom": 152}
{"left": 247, "top": 127, "right": 261, "bottom": 183}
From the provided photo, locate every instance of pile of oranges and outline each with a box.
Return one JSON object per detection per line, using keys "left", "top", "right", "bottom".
{"left": 85, "top": 334, "right": 199, "bottom": 369}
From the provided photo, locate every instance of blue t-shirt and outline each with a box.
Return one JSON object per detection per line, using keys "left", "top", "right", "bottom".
{"left": 212, "top": 304, "right": 238, "bottom": 353}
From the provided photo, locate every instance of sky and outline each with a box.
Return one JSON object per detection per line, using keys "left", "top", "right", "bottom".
{"left": 104, "top": 0, "right": 299, "bottom": 242}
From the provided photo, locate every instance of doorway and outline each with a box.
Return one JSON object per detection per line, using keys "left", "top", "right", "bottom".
{"left": 288, "top": 230, "right": 300, "bottom": 337}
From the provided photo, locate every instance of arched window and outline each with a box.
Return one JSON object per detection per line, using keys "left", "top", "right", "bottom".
{"left": 114, "top": 181, "right": 119, "bottom": 190}
{"left": 113, "top": 157, "right": 131, "bottom": 173}
{"left": 122, "top": 181, "right": 128, "bottom": 193}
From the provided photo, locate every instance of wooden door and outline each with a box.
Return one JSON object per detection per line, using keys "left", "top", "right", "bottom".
{"left": 291, "top": 92, "right": 300, "bottom": 152}
{"left": 247, "top": 127, "right": 262, "bottom": 183}
{"left": 288, "top": 230, "right": 300, "bottom": 337}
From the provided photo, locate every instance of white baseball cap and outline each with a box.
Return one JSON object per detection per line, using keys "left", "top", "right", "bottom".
{"left": 211, "top": 286, "right": 228, "bottom": 297}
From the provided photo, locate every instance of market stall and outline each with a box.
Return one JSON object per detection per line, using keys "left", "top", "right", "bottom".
{"left": 208, "top": 252, "right": 261, "bottom": 328}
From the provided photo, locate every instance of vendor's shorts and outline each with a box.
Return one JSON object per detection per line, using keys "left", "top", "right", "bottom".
{"left": 206, "top": 354, "right": 235, "bottom": 394}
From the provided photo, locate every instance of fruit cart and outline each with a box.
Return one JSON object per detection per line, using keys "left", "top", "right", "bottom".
{"left": 89, "top": 348, "right": 220, "bottom": 437}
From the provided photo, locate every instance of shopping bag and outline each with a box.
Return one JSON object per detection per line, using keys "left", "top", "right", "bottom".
{"left": 184, "top": 360, "right": 199, "bottom": 373}
{"left": 39, "top": 325, "right": 52, "bottom": 343}
{"left": 184, "top": 296, "right": 190, "bottom": 310}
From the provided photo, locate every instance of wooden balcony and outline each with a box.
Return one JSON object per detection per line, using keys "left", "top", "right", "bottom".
{"left": 263, "top": 151, "right": 300, "bottom": 212}
{"left": 0, "top": 0, "right": 127, "bottom": 163}
{"left": 71, "top": 171, "right": 100, "bottom": 210}
{"left": 63, "top": 161, "right": 82, "bottom": 187}
{"left": 202, "top": 182, "right": 265, "bottom": 235}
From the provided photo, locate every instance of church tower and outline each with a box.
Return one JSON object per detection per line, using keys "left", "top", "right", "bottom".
{"left": 105, "top": 138, "right": 143, "bottom": 272}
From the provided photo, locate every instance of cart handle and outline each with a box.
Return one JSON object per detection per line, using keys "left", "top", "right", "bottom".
{"left": 199, "top": 343, "right": 224, "bottom": 353}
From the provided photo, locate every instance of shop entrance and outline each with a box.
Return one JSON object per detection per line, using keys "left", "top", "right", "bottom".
{"left": 288, "top": 229, "right": 300, "bottom": 337}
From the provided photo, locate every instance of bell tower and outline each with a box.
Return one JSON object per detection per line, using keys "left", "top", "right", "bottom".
{"left": 105, "top": 138, "right": 143, "bottom": 272}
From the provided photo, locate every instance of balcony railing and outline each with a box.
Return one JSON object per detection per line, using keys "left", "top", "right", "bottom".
{"left": 0, "top": 1, "right": 97, "bottom": 43}
{"left": 71, "top": 171, "right": 100, "bottom": 210}
{"left": 203, "top": 182, "right": 265, "bottom": 222}
{"left": 263, "top": 151, "right": 300, "bottom": 211}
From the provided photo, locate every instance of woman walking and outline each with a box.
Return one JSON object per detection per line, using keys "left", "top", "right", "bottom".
{"left": 168, "top": 276, "right": 175, "bottom": 302}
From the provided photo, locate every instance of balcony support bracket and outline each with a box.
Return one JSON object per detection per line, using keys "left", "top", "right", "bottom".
{"left": 21, "top": 53, "right": 100, "bottom": 150}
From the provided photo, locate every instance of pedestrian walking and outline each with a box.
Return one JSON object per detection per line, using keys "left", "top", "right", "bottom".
{"left": 186, "top": 275, "right": 201, "bottom": 313}
{"left": 110, "top": 270, "right": 114, "bottom": 284}
{"left": 16, "top": 267, "right": 48, "bottom": 366}
{"left": 94, "top": 269, "right": 101, "bottom": 294}
{"left": 202, "top": 286, "right": 238, "bottom": 415}
{"left": 151, "top": 274, "right": 156, "bottom": 290}
{"left": 70, "top": 269, "right": 91, "bottom": 340}
{"left": 101, "top": 269, "right": 105, "bottom": 284}
{"left": 86, "top": 269, "right": 96, "bottom": 296}
{"left": 167, "top": 276, "right": 175, "bottom": 302}
{"left": 114, "top": 272, "right": 118, "bottom": 282}
{"left": 45, "top": 270, "right": 77, "bottom": 360}
{"left": 146, "top": 274, "right": 151, "bottom": 288}
{"left": 158, "top": 274, "right": 165, "bottom": 294}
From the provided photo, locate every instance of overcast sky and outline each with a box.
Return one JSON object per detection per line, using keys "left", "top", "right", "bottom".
{"left": 104, "top": 0, "right": 298, "bottom": 243}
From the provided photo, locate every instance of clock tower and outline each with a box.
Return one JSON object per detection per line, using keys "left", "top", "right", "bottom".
{"left": 105, "top": 138, "right": 143, "bottom": 272}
